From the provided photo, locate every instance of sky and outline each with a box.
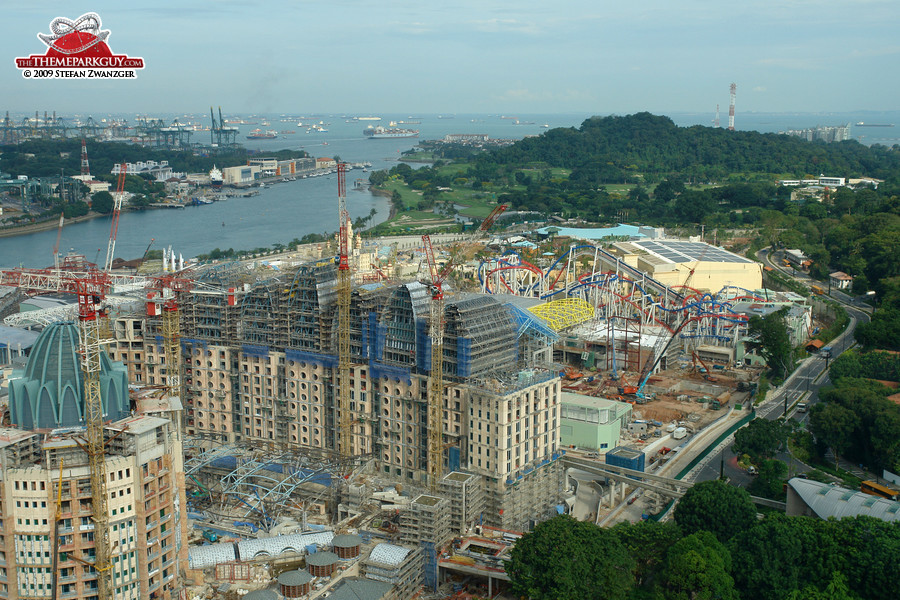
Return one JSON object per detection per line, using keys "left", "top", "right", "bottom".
{"left": 2, "top": 0, "right": 899, "bottom": 116}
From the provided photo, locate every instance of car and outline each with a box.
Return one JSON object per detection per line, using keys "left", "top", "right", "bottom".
{"left": 585, "top": 451, "right": 600, "bottom": 459}
{"left": 747, "top": 465, "right": 758, "bottom": 476}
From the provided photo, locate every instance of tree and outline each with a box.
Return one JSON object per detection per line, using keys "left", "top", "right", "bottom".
{"left": 748, "top": 307, "right": 793, "bottom": 380}
{"left": 673, "top": 480, "right": 756, "bottom": 543}
{"left": 748, "top": 458, "right": 789, "bottom": 500}
{"left": 505, "top": 515, "right": 634, "bottom": 600}
{"left": 610, "top": 520, "right": 681, "bottom": 588}
{"left": 91, "top": 190, "right": 114, "bottom": 214}
{"left": 661, "top": 530, "right": 738, "bottom": 600}
{"left": 809, "top": 403, "right": 860, "bottom": 468}
{"left": 732, "top": 417, "right": 790, "bottom": 462}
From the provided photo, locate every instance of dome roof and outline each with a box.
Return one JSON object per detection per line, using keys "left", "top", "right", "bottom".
{"left": 8, "top": 322, "right": 130, "bottom": 430}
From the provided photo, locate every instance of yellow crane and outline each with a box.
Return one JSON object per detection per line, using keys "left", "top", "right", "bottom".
{"left": 420, "top": 204, "right": 508, "bottom": 491}
{"left": 336, "top": 163, "right": 353, "bottom": 456}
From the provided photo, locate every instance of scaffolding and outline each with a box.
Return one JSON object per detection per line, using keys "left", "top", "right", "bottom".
{"left": 443, "top": 295, "right": 517, "bottom": 380}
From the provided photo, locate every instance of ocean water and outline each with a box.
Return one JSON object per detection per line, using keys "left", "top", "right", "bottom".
{"left": 1, "top": 110, "right": 897, "bottom": 269}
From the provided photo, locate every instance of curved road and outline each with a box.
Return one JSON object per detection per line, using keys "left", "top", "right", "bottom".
{"left": 691, "top": 248, "right": 871, "bottom": 484}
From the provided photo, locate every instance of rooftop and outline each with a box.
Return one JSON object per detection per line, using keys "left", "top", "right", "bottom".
{"left": 628, "top": 239, "right": 753, "bottom": 265}
{"left": 788, "top": 478, "right": 900, "bottom": 522}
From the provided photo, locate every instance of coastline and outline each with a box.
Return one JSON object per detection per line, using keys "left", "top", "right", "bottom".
{"left": 370, "top": 187, "right": 397, "bottom": 220}
{"left": 0, "top": 211, "right": 108, "bottom": 239}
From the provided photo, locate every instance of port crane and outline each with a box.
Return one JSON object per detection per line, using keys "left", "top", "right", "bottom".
{"left": 336, "top": 163, "right": 353, "bottom": 456}
{"left": 421, "top": 204, "right": 507, "bottom": 490}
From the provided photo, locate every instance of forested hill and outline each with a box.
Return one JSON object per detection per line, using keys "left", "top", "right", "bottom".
{"left": 483, "top": 112, "right": 900, "bottom": 182}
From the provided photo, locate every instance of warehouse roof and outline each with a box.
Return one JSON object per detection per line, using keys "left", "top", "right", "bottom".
{"left": 787, "top": 478, "right": 900, "bottom": 522}
{"left": 629, "top": 240, "right": 753, "bottom": 265}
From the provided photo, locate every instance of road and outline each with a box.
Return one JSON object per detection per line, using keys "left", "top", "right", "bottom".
{"left": 691, "top": 248, "right": 872, "bottom": 485}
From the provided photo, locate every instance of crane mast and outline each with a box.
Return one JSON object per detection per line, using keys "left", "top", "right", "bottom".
{"left": 76, "top": 277, "right": 113, "bottom": 598}
{"left": 337, "top": 163, "right": 353, "bottom": 456}
{"left": 421, "top": 203, "right": 508, "bottom": 491}
{"left": 0, "top": 267, "right": 178, "bottom": 600}
{"left": 103, "top": 163, "right": 127, "bottom": 272}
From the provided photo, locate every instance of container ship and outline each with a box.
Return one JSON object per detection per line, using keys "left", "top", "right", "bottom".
{"left": 246, "top": 129, "right": 278, "bottom": 139}
{"left": 363, "top": 125, "right": 419, "bottom": 139}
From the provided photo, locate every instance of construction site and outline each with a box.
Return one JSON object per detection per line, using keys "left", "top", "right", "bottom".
{"left": 0, "top": 161, "right": 832, "bottom": 599}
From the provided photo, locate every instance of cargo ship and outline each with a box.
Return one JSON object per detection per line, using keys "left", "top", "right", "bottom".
{"left": 246, "top": 129, "right": 277, "bottom": 139}
{"left": 363, "top": 125, "right": 419, "bottom": 139}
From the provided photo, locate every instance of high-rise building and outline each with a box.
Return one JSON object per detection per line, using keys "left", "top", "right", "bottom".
{"left": 109, "top": 262, "right": 564, "bottom": 531}
{"left": 3, "top": 322, "right": 188, "bottom": 600}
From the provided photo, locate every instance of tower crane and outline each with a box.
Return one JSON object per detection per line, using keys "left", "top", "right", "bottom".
{"left": 0, "top": 267, "right": 116, "bottom": 599}
{"left": 103, "top": 163, "right": 128, "bottom": 272}
{"left": 336, "top": 163, "right": 353, "bottom": 456}
{"left": 421, "top": 204, "right": 507, "bottom": 490}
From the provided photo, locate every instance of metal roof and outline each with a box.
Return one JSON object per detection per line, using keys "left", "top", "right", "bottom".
{"left": 367, "top": 543, "right": 412, "bottom": 567}
{"left": 277, "top": 569, "right": 312, "bottom": 586}
{"left": 305, "top": 550, "right": 339, "bottom": 566}
{"left": 328, "top": 577, "right": 393, "bottom": 600}
{"left": 187, "top": 531, "right": 334, "bottom": 569}
{"left": 630, "top": 240, "right": 752, "bottom": 265}
{"left": 332, "top": 533, "right": 362, "bottom": 548}
{"left": 788, "top": 478, "right": 900, "bottom": 522}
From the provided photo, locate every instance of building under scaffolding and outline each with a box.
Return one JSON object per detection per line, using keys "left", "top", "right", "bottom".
{"left": 109, "top": 259, "right": 565, "bottom": 533}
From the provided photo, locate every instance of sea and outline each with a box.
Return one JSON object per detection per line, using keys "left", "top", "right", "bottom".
{"left": 2, "top": 110, "right": 899, "bottom": 270}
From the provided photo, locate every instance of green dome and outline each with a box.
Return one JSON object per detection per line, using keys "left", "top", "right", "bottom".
{"left": 8, "top": 322, "right": 130, "bottom": 430}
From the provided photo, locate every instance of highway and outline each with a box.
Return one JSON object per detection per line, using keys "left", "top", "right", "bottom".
{"left": 690, "top": 248, "right": 872, "bottom": 485}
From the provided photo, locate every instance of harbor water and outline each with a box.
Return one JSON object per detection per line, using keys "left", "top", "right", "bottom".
{"left": 2, "top": 110, "right": 898, "bottom": 269}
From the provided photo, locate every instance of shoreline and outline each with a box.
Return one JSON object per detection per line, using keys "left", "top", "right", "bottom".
{"left": 0, "top": 211, "right": 108, "bottom": 239}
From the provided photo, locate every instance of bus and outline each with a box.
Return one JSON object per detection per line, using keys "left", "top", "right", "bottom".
{"left": 860, "top": 480, "right": 900, "bottom": 501}
{"left": 811, "top": 285, "right": 825, "bottom": 295}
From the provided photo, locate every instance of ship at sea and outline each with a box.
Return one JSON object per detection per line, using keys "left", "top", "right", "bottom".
{"left": 363, "top": 125, "right": 419, "bottom": 139}
{"left": 247, "top": 129, "right": 278, "bottom": 139}
{"left": 856, "top": 122, "right": 894, "bottom": 127}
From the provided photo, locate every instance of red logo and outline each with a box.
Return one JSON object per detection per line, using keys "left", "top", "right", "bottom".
{"left": 15, "top": 13, "right": 145, "bottom": 79}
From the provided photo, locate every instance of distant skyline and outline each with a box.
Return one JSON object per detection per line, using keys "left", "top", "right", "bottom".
{"left": 3, "top": 1, "right": 899, "bottom": 116}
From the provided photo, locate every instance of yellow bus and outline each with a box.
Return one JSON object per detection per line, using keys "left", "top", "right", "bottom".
{"left": 860, "top": 480, "right": 900, "bottom": 501}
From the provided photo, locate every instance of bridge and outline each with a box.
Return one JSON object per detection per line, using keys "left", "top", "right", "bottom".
{"left": 562, "top": 454, "right": 787, "bottom": 511}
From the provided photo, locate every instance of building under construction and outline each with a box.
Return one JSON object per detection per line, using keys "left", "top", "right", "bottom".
{"left": 3, "top": 322, "right": 189, "bottom": 600}
{"left": 109, "top": 259, "right": 564, "bottom": 533}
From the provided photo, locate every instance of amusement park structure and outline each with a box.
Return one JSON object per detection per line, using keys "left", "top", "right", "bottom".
{"left": 478, "top": 243, "right": 763, "bottom": 379}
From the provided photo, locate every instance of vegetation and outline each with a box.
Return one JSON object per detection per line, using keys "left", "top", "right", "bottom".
{"left": 672, "top": 480, "right": 757, "bottom": 543}
{"left": 505, "top": 515, "right": 633, "bottom": 600}
{"left": 0, "top": 138, "right": 307, "bottom": 180}
{"left": 508, "top": 498, "right": 900, "bottom": 599}
{"left": 747, "top": 308, "right": 794, "bottom": 381}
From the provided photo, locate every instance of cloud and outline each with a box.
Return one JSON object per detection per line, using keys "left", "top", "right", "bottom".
{"left": 467, "top": 18, "right": 540, "bottom": 34}
{"left": 393, "top": 21, "right": 432, "bottom": 34}
{"left": 755, "top": 58, "right": 820, "bottom": 70}
{"left": 848, "top": 46, "right": 900, "bottom": 58}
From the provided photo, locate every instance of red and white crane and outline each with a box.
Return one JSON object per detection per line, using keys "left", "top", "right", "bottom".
{"left": 103, "top": 162, "right": 128, "bottom": 272}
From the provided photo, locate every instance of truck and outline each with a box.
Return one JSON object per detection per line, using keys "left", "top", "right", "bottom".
{"left": 672, "top": 427, "right": 688, "bottom": 440}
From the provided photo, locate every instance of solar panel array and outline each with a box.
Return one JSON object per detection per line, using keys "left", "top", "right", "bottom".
{"left": 634, "top": 241, "right": 752, "bottom": 264}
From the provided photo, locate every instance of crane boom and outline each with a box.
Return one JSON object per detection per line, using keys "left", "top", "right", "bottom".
{"left": 103, "top": 162, "right": 127, "bottom": 272}
{"left": 336, "top": 163, "right": 353, "bottom": 456}
{"left": 421, "top": 204, "right": 507, "bottom": 491}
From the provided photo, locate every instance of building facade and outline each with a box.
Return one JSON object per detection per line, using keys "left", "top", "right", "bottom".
{"left": 1, "top": 325, "right": 187, "bottom": 600}
{"left": 108, "top": 262, "right": 563, "bottom": 530}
